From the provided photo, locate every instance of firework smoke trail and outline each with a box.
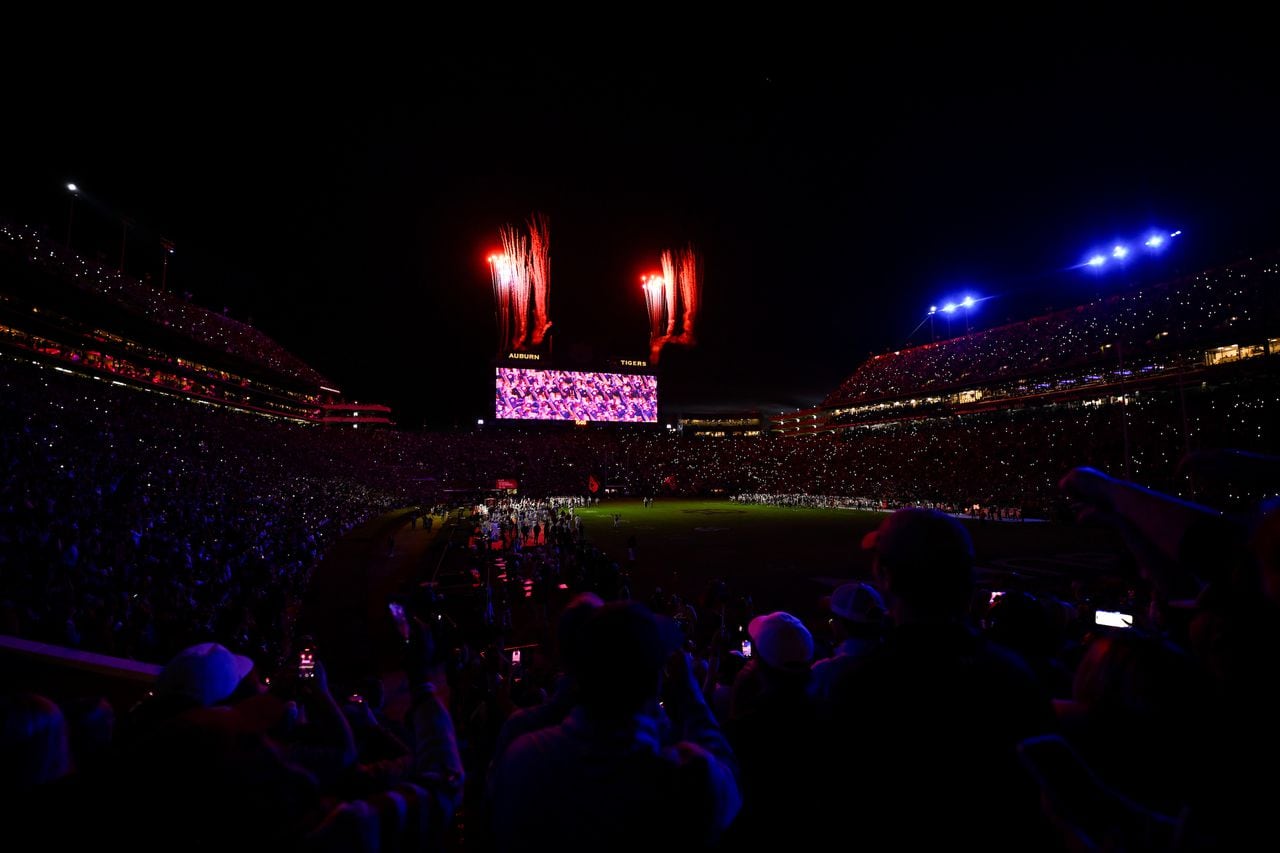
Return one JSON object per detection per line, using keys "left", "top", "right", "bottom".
{"left": 642, "top": 274, "right": 667, "bottom": 362}
{"left": 528, "top": 212, "right": 552, "bottom": 346}
{"left": 500, "top": 225, "right": 531, "bottom": 349}
{"left": 673, "top": 245, "right": 702, "bottom": 345}
{"left": 489, "top": 253, "right": 512, "bottom": 353}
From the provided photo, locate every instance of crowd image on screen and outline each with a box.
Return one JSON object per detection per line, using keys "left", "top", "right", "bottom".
{"left": 495, "top": 368, "right": 658, "bottom": 422}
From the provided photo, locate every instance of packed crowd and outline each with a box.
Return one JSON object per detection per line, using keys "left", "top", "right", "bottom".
{"left": 4, "top": 206, "right": 1280, "bottom": 847}
{"left": 0, "top": 322, "right": 1276, "bottom": 848}
{"left": 0, "top": 357, "right": 410, "bottom": 669}
{"left": 3, "top": 347, "right": 1275, "bottom": 677}
{"left": 824, "top": 257, "right": 1280, "bottom": 407}
{"left": 1, "top": 222, "right": 330, "bottom": 387}
{"left": 731, "top": 493, "right": 1026, "bottom": 519}
{"left": 9, "top": 471, "right": 1279, "bottom": 850}
{"left": 0, "top": 318, "right": 316, "bottom": 418}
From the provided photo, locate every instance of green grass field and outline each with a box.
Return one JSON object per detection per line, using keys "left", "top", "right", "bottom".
{"left": 574, "top": 499, "right": 1124, "bottom": 624}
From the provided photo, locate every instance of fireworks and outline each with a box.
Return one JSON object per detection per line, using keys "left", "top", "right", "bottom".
{"left": 501, "top": 225, "right": 531, "bottom": 349}
{"left": 488, "top": 252, "right": 514, "bottom": 353}
{"left": 486, "top": 217, "right": 701, "bottom": 363}
{"left": 528, "top": 213, "right": 552, "bottom": 346}
{"left": 673, "top": 245, "right": 701, "bottom": 346}
{"left": 661, "top": 250, "right": 678, "bottom": 341}
{"left": 488, "top": 214, "right": 551, "bottom": 352}
{"left": 642, "top": 273, "right": 668, "bottom": 362}
{"left": 644, "top": 244, "right": 702, "bottom": 362}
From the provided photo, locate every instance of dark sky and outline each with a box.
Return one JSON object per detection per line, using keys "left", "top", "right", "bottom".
{"left": 4, "top": 25, "right": 1278, "bottom": 426}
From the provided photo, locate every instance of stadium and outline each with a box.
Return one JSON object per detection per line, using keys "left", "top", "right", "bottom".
{"left": 4, "top": 203, "right": 1278, "bottom": 848}
{"left": 3, "top": 42, "right": 1280, "bottom": 853}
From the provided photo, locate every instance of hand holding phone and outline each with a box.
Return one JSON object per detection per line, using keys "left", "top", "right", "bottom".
{"left": 298, "top": 648, "right": 316, "bottom": 679}
{"left": 741, "top": 639, "right": 753, "bottom": 657}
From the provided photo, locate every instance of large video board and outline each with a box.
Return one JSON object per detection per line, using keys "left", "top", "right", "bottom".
{"left": 495, "top": 367, "right": 658, "bottom": 422}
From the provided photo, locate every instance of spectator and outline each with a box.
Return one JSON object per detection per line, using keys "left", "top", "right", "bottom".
{"left": 0, "top": 692, "right": 72, "bottom": 794}
{"left": 724, "top": 611, "right": 822, "bottom": 850}
{"left": 826, "top": 508, "right": 1054, "bottom": 849}
{"left": 809, "top": 581, "right": 885, "bottom": 702}
{"left": 490, "top": 592, "right": 604, "bottom": 764}
{"left": 488, "top": 601, "right": 741, "bottom": 851}
{"left": 118, "top": 642, "right": 257, "bottom": 746}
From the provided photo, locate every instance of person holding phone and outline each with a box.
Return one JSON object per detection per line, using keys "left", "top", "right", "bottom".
{"left": 265, "top": 645, "right": 358, "bottom": 783}
{"left": 488, "top": 601, "right": 740, "bottom": 850}
{"left": 720, "top": 612, "right": 821, "bottom": 848}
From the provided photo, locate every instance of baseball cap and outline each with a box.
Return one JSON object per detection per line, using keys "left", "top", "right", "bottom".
{"left": 747, "top": 611, "right": 814, "bottom": 670}
{"left": 157, "top": 643, "right": 255, "bottom": 707}
{"left": 828, "top": 582, "right": 885, "bottom": 624}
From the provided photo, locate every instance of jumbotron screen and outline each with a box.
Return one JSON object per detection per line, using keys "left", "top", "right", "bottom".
{"left": 495, "top": 367, "right": 658, "bottom": 422}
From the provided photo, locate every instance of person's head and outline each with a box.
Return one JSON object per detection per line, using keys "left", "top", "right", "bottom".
{"left": 0, "top": 693, "right": 72, "bottom": 792}
{"left": 64, "top": 695, "right": 114, "bottom": 774}
{"left": 575, "top": 601, "right": 668, "bottom": 719}
{"left": 748, "top": 611, "right": 815, "bottom": 672}
{"left": 826, "top": 582, "right": 886, "bottom": 641}
{"left": 983, "top": 591, "right": 1059, "bottom": 659}
{"left": 557, "top": 592, "right": 604, "bottom": 677}
{"left": 1072, "top": 631, "right": 1202, "bottom": 732}
{"left": 156, "top": 643, "right": 255, "bottom": 708}
{"left": 862, "top": 508, "right": 975, "bottom": 623}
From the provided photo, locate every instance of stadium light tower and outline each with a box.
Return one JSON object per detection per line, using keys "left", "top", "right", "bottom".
{"left": 940, "top": 302, "right": 957, "bottom": 337}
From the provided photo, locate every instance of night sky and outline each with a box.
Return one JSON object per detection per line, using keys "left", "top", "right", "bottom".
{"left": 5, "top": 26, "right": 1278, "bottom": 427}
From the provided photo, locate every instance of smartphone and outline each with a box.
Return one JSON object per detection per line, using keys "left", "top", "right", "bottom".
{"left": 298, "top": 647, "right": 316, "bottom": 679}
{"left": 988, "top": 590, "right": 1005, "bottom": 606}
{"left": 511, "top": 649, "right": 522, "bottom": 665}
{"left": 741, "top": 639, "right": 753, "bottom": 657}
{"left": 1095, "top": 610, "right": 1134, "bottom": 628}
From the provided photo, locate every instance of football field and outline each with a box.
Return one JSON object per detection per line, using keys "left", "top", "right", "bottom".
{"left": 574, "top": 499, "right": 1124, "bottom": 625}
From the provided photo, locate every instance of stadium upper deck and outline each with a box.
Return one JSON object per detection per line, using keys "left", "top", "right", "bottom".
{"left": 775, "top": 255, "right": 1280, "bottom": 436}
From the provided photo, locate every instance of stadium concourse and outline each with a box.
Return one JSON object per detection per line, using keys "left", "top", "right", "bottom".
{"left": 1, "top": 237, "right": 1279, "bottom": 849}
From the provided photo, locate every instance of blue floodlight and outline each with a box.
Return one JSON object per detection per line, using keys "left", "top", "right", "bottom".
{"left": 1145, "top": 235, "right": 1164, "bottom": 248}
{"left": 1112, "top": 245, "right": 1128, "bottom": 259}
{"left": 941, "top": 302, "right": 958, "bottom": 313}
{"left": 961, "top": 295, "right": 975, "bottom": 308}
{"left": 929, "top": 305, "right": 938, "bottom": 314}
{"left": 1087, "top": 255, "right": 1106, "bottom": 267}
{"left": 1170, "top": 230, "right": 1182, "bottom": 237}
